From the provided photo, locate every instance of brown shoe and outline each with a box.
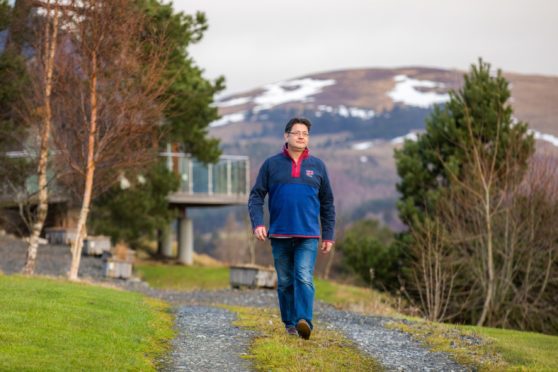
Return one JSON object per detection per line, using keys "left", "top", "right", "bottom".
{"left": 296, "top": 319, "right": 311, "bottom": 340}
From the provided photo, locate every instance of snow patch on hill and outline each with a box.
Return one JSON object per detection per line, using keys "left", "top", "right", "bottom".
{"left": 210, "top": 112, "right": 246, "bottom": 128}
{"left": 531, "top": 130, "right": 558, "bottom": 147}
{"left": 388, "top": 129, "right": 558, "bottom": 148}
{"left": 213, "top": 78, "right": 336, "bottom": 118}
{"left": 316, "top": 105, "right": 375, "bottom": 119}
{"left": 253, "top": 78, "right": 336, "bottom": 111}
{"left": 391, "top": 131, "right": 420, "bottom": 144}
{"left": 352, "top": 131, "right": 422, "bottom": 149}
{"left": 388, "top": 75, "right": 449, "bottom": 108}
{"left": 352, "top": 141, "right": 374, "bottom": 150}
{"left": 216, "top": 97, "right": 251, "bottom": 107}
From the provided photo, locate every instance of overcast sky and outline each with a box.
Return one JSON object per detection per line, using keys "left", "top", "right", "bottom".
{"left": 172, "top": 0, "right": 558, "bottom": 96}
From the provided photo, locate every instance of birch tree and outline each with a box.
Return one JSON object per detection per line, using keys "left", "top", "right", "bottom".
{"left": 1, "top": 0, "right": 65, "bottom": 272}
{"left": 20, "top": 0, "right": 64, "bottom": 274}
{"left": 48, "top": 0, "right": 169, "bottom": 280}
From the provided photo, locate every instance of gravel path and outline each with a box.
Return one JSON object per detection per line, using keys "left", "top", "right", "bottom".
{"left": 1, "top": 236, "right": 470, "bottom": 371}
{"left": 142, "top": 287, "right": 470, "bottom": 371}
{"left": 160, "top": 306, "right": 254, "bottom": 372}
{"left": 137, "top": 287, "right": 468, "bottom": 372}
{"left": 318, "top": 309, "right": 467, "bottom": 372}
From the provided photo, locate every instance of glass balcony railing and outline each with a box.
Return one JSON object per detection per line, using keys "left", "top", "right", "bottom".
{"left": 160, "top": 152, "right": 250, "bottom": 197}
{"left": 1, "top": 151, "right": 250, "bottom": 205}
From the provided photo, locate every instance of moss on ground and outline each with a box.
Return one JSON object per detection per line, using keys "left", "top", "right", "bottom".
{"left": 388, "top": 318, "right": 558, "bottom": 371}
{"left": 225, "top": 305, "right": 383, "bottom": 371}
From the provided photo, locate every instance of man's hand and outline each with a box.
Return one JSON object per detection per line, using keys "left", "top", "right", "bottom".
{"left": 254, "top": 226, "right": 268, "bottom": 241}
{"left": 320, "top": 241, "right": 334, "bottom": 254}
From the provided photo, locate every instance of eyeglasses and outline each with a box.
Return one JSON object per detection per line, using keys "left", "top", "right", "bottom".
{"left": 288, "top": 131, "right": 309, "bottom": 137}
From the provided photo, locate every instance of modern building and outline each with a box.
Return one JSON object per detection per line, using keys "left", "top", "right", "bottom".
{"left": 0, "top": 151, "right": 250, "bottom": 265}
{"left": 160, "top": 150, "right": 249, "bottom": 264}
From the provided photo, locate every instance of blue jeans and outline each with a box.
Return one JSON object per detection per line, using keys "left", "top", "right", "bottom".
{"left": 271, "top": 238, "right": 318, "bottom": 329}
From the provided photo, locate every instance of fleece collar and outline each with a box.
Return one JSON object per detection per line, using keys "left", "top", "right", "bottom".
{"left": 282, "top": 143, "right": 309, "bottom": 178}
{"left": 282, "top": 143, "right": 310, "bottom": 159}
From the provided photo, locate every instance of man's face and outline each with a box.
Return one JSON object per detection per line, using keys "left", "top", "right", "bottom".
{"left": 284, "top": 123, "right": 309, "bottom": 151}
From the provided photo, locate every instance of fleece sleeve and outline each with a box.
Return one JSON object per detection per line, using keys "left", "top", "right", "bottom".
{"left": 318, "top": 163, "right": 336, "bottom": 241}
{"left": 248, "top": 159, "right": 269, "bottom": 230}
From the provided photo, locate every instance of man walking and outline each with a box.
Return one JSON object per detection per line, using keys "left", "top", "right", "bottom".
{"left": 248, "top": 117, "right": 335, "bottom": 340}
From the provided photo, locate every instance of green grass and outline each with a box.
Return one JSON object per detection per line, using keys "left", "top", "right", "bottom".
{"left": 314, "top": 278, "right": 398, "bottom": 316}
{"left": 464, "top": 325, "right": 558, "bottom": 371}
{"left": 388, "top": 318, "right": 558, "bottom": 371}
{"left": 225, "top": 305, "right": 383, "bottom": 371}
{"left": 0, "top": 274, "right": 174, "bottom": 371}
{"left": 134, "top": 263, "right": 230, "bottom": 290}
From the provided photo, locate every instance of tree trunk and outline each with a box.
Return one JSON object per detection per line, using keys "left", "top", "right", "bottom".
{"left": 22, "top": 1, "right": 59, "bottom": 275}
{"left": 68, "top": 51, "right": 97, "bottom": 281}
{"left": 477, "top": 190, "right": 495, "bottom": 326}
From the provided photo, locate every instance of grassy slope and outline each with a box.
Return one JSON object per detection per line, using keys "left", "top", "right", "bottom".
{"left": 466, "top": 325, "right": 558, "bottom": 371}
{"left": 0, "top": 275, "right": 174, "bottom": 371}
{"left": 314, "top": 278, "right": 398, "bottom": 316}
{"left": 135, "top": 263, "right": 229, "bottom": 290}
{"left": 389, "top": 318, "right": 558, "bottom": 371}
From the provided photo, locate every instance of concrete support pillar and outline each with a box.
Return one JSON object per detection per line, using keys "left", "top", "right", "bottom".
{"left": 177, "top": 217, "right": 193, "bottom": 265}
{"left": 157, "top": 229, "right": 162, "bottom": 255}
{"left": 160, "top": 222, "right": 173, "bottom": 258}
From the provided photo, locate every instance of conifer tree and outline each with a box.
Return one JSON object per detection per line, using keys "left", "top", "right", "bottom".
{"left": 0, "top": 0, "right": 30, "bottom": 189}
{"left": 90, "top": 163, "right": 180, "bottom": 249}
{"left": 142, "top": 0, "right": 224, "bottom": 163}
{"left": 395, "top": 59, "right": 534, "bottom": 228}
{"left": 395, "top": 59, "right": 536, "bottom": 327}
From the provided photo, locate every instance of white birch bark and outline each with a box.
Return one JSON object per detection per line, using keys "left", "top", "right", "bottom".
{"left": 68, "top": 51, "right": 97, "bottom": 281}
{"left": 22, "top": 1, "right": 59, "bottom": 275}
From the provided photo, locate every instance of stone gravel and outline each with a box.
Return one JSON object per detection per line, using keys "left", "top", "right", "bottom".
{"left": 160, "top": 306, "right": 254, "bottom": 372}
{"left": 1, "top": 236, "right": 471, "bottom": 371}
{"left": 134, "top": 287, "right": 469, "bottom": 371}
{"left": 318, "top": 309, "right": 468, "bottom": 372}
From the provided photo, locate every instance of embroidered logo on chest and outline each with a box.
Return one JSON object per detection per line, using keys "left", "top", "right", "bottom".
{"left": 306, "top": 170, "right": 314, "bottom": 177}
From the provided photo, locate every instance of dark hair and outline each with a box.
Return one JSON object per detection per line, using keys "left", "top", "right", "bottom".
{"left": 284, "top": 117, "right": 312, "bottom": 133}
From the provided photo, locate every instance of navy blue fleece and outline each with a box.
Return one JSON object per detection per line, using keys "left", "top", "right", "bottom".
{"left": 248, "top": 145, "right": 336, "bottom": 241}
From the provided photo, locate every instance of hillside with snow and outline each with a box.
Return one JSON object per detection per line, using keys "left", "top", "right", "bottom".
{"left": 208, "top": 67, "right": 558, "bottom": 229}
